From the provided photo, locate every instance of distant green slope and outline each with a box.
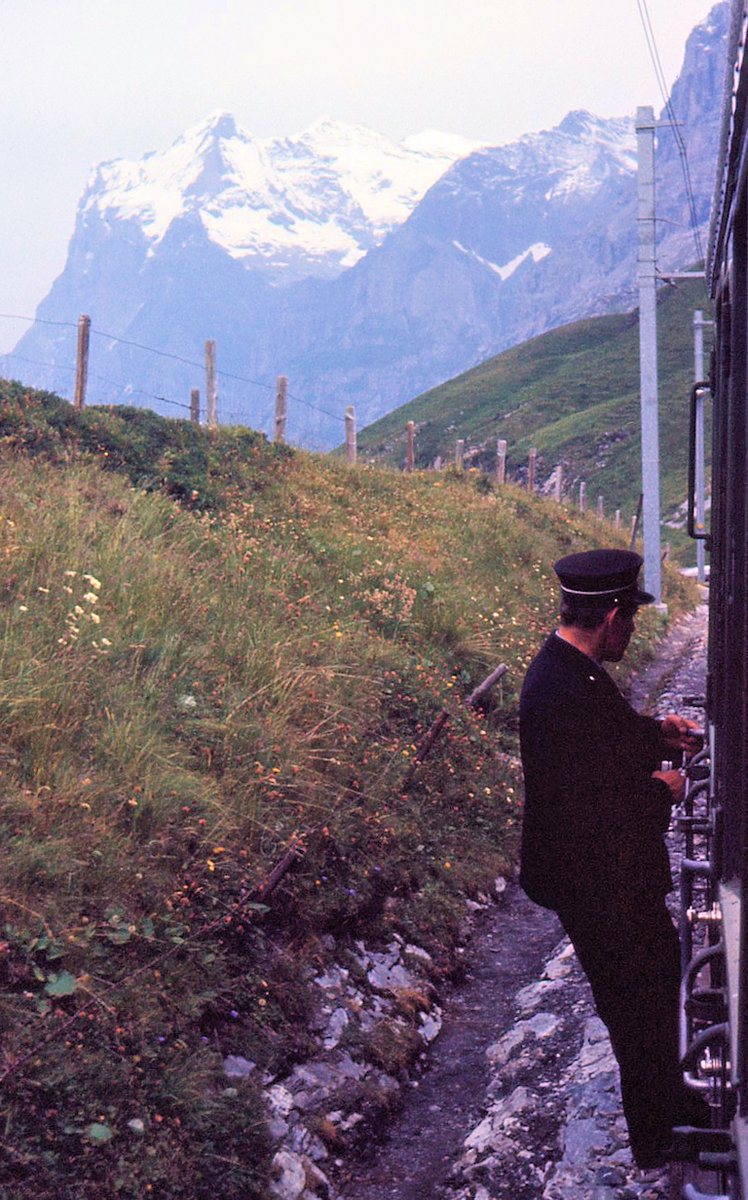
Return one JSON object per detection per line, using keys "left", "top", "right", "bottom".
{"left": 357, "top": 279, "right": 712, "bottom": 552}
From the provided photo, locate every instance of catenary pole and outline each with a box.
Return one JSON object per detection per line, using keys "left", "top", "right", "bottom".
{"left": 636, "top": 106, "right": 662, "bottom": 603}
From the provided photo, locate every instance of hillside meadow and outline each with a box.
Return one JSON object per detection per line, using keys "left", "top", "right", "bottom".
{"left": 356, "top": 277, "right": 712, "bottom": 562}
{"left": 0, "top": 382, "right": 696, "bottom": 1197}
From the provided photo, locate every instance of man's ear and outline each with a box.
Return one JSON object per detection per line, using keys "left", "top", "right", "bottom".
{"left": 603, "top": 605, "right": 620, "bottom": 632}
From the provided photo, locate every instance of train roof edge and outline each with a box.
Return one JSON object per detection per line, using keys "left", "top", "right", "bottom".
{"left": 708, "top": 0, "right": 748, "bottom": 294}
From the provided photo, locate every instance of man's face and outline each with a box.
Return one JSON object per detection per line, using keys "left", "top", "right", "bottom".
{"left": 601, "top": 605, "right": 637, "bottom": 662}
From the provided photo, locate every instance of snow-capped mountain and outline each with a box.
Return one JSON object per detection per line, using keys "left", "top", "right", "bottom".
{"left": 2, "top": 2, "right": 729, "bottom": 449}
{"left": 83, "top": 112, "right": 482, "bottom": 284}
{"left": 408, "top": 108, "right": 637, "bottom": 290}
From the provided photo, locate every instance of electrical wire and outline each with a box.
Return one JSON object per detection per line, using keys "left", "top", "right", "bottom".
{"left": 635, "top": 0, "right": 704, "bottom": 264}
{"left": 0, "top": 312, "right": 345, "bottom": 426}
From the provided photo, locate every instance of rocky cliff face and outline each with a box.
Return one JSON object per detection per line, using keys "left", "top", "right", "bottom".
{"left": 2, "top": 3, "right": 729, "bottom": 449}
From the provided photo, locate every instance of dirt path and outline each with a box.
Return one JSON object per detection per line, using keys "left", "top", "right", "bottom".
{"left": 334, "top": 893, "right": 563, "bottom": 1199}
{"left": 334, "top": 603, "right": 710, "bottom": 1200}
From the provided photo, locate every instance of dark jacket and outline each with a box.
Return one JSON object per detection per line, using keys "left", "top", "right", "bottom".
{"left": 519, "top": 633, "right": 673, "bottom": 912}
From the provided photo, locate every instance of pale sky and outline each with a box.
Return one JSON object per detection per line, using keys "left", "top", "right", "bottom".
{"left": 0, "top": 0, "right": 717, "bottom": 353}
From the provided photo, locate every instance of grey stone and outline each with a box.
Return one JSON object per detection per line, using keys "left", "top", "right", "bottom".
{"left": 543, "top": 942, "right": 576, "bottom": 979}
{"left": 287, "top": 1123, "right": 328, "bottom": 1162}
{"left": 314, "top": 967, "right": 349, "bottom": 993}
{"left": 270, "top": 1149, "right": 307, "bottom": 1200}
{"left": 515, "top": 977, "right": 565, "bottom": 1012}
{"left": 367, "top": 960, "right": 417, "bottom": 991}
{"left": 560, "top": 1114, "right": 610, "bottom": 1164}
{"left": 419, "top": 1009, "right": 443, "bottom": 1042}
{"left": 267, "top": 1084, "right": 296, "bottom": 1117}
{"left": 463, "top": 1086, "right": 535, "bottom": 1152}
{"left": 322, "top": 1008, "right": 349, "bottom": 1049}
{"left": 223, "top": 1054, "right": 256, "bottom": 1078}
{"left": 487, "top": 1010, "right": 562, "bottom": 1066}
{"left": 404, "top": 942, "right": 433, "bottom": 965}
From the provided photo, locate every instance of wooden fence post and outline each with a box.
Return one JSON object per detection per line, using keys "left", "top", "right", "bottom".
{"left": 527, "top": 448, "right": 537, "bottom": 492}
{"left": 74, "top": 314, "right": 91, "bottom": 412}
{"left": 615, "top": 509, "right": 621, "bottom": 530}
{"left": 406, "top": 420, "right": 415, "bottom": 472}
{"left": 496, "top": 439, "right": 507, "bottom": 484}
{"left": 345, "top": 406, "right": 357, "bottom": 464}
{"left": 579, "top": 481, "right": 587, "bottom": 512}
{"left": 554, "top": 464, "right": 563, "bottom": 502}
{"left": 190, "top": 388, "right": 200, "bottom": 425}
{"left": 274, "top": 375, "right": 288, "bottom": 443}
{"left": 455, "top": 439, "right": 464, "bottom": 471}
{"left": 597, "top": 495, "right": 604, "bottom": 519}
{"left": 205, "top": 340, "right": 217, "bottom": 429}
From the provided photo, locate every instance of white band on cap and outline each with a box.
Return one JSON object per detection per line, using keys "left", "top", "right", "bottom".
{"left": 560, "top": 585, "right": 632, "bottom": 596}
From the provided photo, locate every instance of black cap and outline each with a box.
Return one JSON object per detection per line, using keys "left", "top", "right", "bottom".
{"left": 553, "top": 549, "right": 655, "bottom": 607}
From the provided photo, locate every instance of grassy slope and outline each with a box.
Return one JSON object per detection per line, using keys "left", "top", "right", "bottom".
{"left": 356, "top": 278, "right": 712, "bottom": 559}
{"left": 0, "top": 382, "right": 696, "bottom": 1197}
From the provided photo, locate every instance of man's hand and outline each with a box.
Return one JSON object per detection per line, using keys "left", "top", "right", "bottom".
{"left": 653, "top": 767, "right": 686, "bottom": 804}
{"left": 661, "top": 715, "right": 704, "bottom": 757}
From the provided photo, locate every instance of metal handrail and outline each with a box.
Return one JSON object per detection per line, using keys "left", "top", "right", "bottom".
{"left": 688, "top": 382, "right": 712, "bottom": 545}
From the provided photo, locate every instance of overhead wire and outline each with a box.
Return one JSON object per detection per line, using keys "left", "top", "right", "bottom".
{"left": 635, "top": 0, "right": 704, "bottom": 264}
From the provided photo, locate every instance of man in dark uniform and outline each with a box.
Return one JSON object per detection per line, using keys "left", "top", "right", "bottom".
{"left": 519, "top": 548, "right": 705, "bottom": 1169}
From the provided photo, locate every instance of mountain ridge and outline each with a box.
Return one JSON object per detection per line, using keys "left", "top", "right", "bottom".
{"left": 1, "top": 2, "right": 729, "bottom": 449}
{"left": 81, "top": 110, "right": 482, "bottom": 284}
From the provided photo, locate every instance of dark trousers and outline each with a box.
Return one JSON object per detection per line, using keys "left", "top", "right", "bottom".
{"left": 557, "top": 898, "right": 691, "bottom": 1168}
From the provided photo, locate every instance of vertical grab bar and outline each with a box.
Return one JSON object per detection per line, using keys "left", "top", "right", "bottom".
{"left": 688, "top": 382, "right": 711, "bottom": 545}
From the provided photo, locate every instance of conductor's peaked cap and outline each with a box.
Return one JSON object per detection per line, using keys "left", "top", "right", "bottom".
{"left": 553, "top": 549, "right": 655, "bottom": 606}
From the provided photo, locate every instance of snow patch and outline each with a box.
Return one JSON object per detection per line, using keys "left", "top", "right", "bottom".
{"left": 83, "top": 112, "right": 483, "bottom": 281}
{"left": 453, "top": 240, "right": 552, "bottom": 280}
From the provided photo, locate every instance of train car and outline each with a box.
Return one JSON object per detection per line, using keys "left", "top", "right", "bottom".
{"left": 681, "top": 1, "right": 748, "bottom": 1195}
